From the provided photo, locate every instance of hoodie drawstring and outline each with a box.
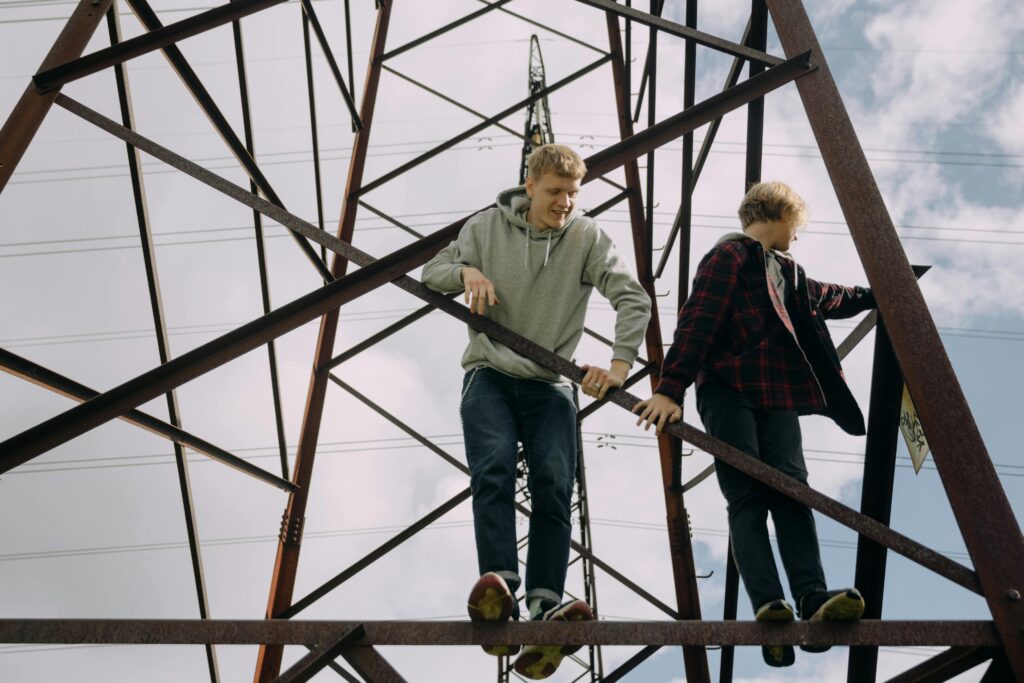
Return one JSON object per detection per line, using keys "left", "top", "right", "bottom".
{"left": 525, "top": 228, "right": 554, "bottom": 269}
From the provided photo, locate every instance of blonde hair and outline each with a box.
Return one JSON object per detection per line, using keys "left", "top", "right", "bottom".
{"left": 527, "top": 144, "right": 587, "bottom": 181}
{"left": 737, "top": 181, "right": 807, "bottom": 230}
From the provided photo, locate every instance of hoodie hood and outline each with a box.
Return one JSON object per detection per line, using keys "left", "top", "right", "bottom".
{"left": 496, "top": 185, "right": 579, "bottom": 268}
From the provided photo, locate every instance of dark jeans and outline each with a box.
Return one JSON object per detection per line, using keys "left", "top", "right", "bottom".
{"left": 460, "top": 366, "right": 577, "bottom": 607}
{"left": 696, "top": 376, "right": 827, "bottom": 612}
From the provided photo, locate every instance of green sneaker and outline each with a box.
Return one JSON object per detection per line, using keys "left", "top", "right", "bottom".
{"left": 513, "top": 599, "right": 594, "bottom": 679}
{"left": 467, "top": 572, "right": 520, "bottom": 657}
{"left": 755, "top": 598, "right": 795, "bottom": 667}
{"left": 799, "top": 588, "right": 865, "bottom": 653}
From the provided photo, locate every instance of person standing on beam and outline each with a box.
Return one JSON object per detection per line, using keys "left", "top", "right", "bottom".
{"left": 633, "top": 181, "right": 873, "bottom": 668}
{"left": 422, "top": 144, "right": 651, "bottom": 680}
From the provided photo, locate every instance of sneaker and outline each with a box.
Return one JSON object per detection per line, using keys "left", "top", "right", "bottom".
{"left": 799, "top": 588, "right": 865, "bottom": 653}
{"left": 513, "top": 599, "right": 594, "bottom": 680}
{"left": 467, "top": 573, "right": 520, "bottom": 657}
{"left": 755, "top": 598, "right": 795, "bottom": 668}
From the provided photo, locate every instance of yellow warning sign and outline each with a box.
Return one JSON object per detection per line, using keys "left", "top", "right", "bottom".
{"left": 899, "top": 384, "right": 930, "bottom": 473}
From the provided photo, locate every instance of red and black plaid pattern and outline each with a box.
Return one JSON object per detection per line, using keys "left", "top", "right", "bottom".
{"left": 656, "top": 236, "right": 875, "bottom": 421}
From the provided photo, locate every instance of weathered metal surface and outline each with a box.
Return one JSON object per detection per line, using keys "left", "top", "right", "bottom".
{"left": 256, "top": 4, "right": 392, "bottom": 678}
{"left": 273, "top": 625, "right": 365, "bottom": 683}
{"left": 33, "top": 0, "right": 288, "bottom": 92}
{"left": 0, "top": 347, "right": 293, "bottom": 491}
{"left": 381, "top": 0, "right": 514, "bottom": 61}
{"left": 0, "top": 0, "right": 114, "bottom": 192}
{"left": 107, "top": 8, "right": 219, "bottom": 679}
{"left": 848, "top": 320, "right": 905, "bottom": 682}
{"left": 604, "top": 6, "right": 710, "bottom": 678}
{"left": 341, "top": 645, "right": 408, "bottom": 683}
{"left": 577, "top": 0, "right": 781, "bottom": 66}
{"left": 3, "top": 53, "right": 813, "bottom": 471}
{"left": 282, "top": 488, "right": 473, "bottom": 619}
{"left": 885, "top": 646, "right": 995, "bottom": 683}
{"left": 584, "top": 52, "right": 814, "bottom": 181}
{"left": 356, "top": 54, "right": 614, "bottom": 197}
{"left": 297, "top": 0, "right": 360, "bottom": 129}
{"left": 767, "top": 2, "right": 1024, "bottom": 677}
{"left": 231, "top": 10, "right": 290, "bottom": 479}
{"left": 0, "top": 619, "right": 1000, "bottom": 647}
{"left": 125, "top": 0, "right": 332, "bottom": 281}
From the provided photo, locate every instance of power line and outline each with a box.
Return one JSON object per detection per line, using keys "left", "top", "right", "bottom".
{"left": 8, "top": 428, "right": 1021, "bottom": 482}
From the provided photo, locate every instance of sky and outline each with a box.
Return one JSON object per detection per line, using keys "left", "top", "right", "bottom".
{"left": 1, "top": 0, "right": 1023, "bottom": 682}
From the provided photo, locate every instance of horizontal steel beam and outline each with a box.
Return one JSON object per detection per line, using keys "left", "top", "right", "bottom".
{"left": 576, "top": 0, "right": 782, "bottom": 66}
{"left": 33, "top": 0, "right": 287, "bottom": 92}
{"left": 0, "top": 619, "right": 999, "bottom": 648}
{"left": 0, "top": 347, "right": 294, "bottom": 492}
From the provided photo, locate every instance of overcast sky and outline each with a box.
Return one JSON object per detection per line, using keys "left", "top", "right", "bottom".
{"left": 1, "top": 1, "right": 1022, "bottom": 682}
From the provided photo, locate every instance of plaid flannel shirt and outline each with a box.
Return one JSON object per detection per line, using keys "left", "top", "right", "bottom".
{"left": 655, "top": 235, "right": 875, "bottom": 434}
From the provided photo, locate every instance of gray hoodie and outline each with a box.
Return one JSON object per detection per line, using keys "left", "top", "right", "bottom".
{"left": 421, "top": 186, "right": 652, "bottom": 382}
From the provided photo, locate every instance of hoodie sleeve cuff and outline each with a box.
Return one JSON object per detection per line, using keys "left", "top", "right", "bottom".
{"left": 611, "top": 345, "right": 639, "bottom": 368}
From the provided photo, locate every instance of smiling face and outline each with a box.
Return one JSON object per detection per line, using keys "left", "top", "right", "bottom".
{"left": 525, "top": 172, "right": 580, "bottom": 230}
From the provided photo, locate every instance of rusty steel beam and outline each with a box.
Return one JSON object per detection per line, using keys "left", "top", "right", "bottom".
{"left": 296, "top": 376, "right": 678, "bottom": 623}
{"left": 885, "top": 646, "right": 995, "bottom": 683}
{"left": 604, "top": 6, "right": 710, "bottom": 681}
{"left": 0, "top": 619, "right": 1000, "bottom": 648}
{"left": 107, "top": 10, "right": 219, "bottom": 679}
{"left": 655, "top": 16, "right": 752, "bottom": 280}
{"left": 300, "top": 10, "right": 327, "bottom": 263}
{"left": 848, "top": 319, "right": 905, "bottom": 683}
{"left": 0, "top": 0, "right": 114, "bottom": 193}
{"left": 281, "top": 487, "right": 473, "bottom": 619}
{"left": 255, "top": 2, "right": 393, "bottom": 679}
{"left": 381, "top": 0, "right": 514, "bottom": 62}
{"left": 297, "top": 0, "right": 361, "bottom": 130}
{"left": 5, "top": 54, "right": 817, "bottom": 473}
{"left": 10, "top": 90, "right": 981, "bottom": 599}
{"left": 583, "top": 52, "right": 813, "bottom": 181}
{"left": 33, "top": 0, "right": 287, "bottom": 92}
{"left": 233, "top": 5, "right": 290, "bottom": 480}
{"left": 341, "top": 645, "right": 407, "bottom": 683}
{"left": 766, "top": 2, "right": 1024, "bottom": 677}
{"left": 124, "top": 0, "right": 332, "bottom": 281}
{"left": 356, "top": 53, "right": 615, "bottom": 197}
{"left": 602, "top": 645, "right": 660, "bottom": 683}
{"left": 578, "top": 0, "right": 781, "bottom": 66}
{"left": 273, "top": 625, "right": 365, "bottom": 683}
{"left": 0, "top": 346, "right": 293, "bottom": 491}
{"left": 381, "top": 65, "right": 527, "bottom": 144}
{"left": 473, "top": 0, "right": 607, "bottom": 55}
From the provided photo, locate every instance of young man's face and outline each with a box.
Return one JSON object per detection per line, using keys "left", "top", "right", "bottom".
{"left": 525, "top": 172, "right": 581, "bottom": 229}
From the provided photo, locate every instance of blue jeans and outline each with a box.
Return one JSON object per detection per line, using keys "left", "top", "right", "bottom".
{"left": 460, "top": 366, "right": 578, "bottom": 607}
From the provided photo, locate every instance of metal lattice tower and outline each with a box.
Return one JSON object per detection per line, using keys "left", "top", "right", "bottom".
{"left": 0, "top": 1, "right": 1022, "bottom": 682}
{"left": 518, "top": 34, "right": 555, "bottom": 185}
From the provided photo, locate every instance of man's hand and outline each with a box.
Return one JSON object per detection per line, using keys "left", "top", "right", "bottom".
{"left": 461, "top": 266, "right": 499, "bottom": 315}
{"left": 632, "top": 393, "right": 682, "bottom": 433}
{"left": 580, "top": 360, "right": 629, "bottom": 400}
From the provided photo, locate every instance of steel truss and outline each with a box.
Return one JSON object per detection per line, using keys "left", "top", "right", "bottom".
{"left": 1, "top": 1, "right": 1021, "bottom": 682}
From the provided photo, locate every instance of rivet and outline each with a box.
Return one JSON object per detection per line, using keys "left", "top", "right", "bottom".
{"left": 1007, "top": 589, "right": 1022, "bottom": 601}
